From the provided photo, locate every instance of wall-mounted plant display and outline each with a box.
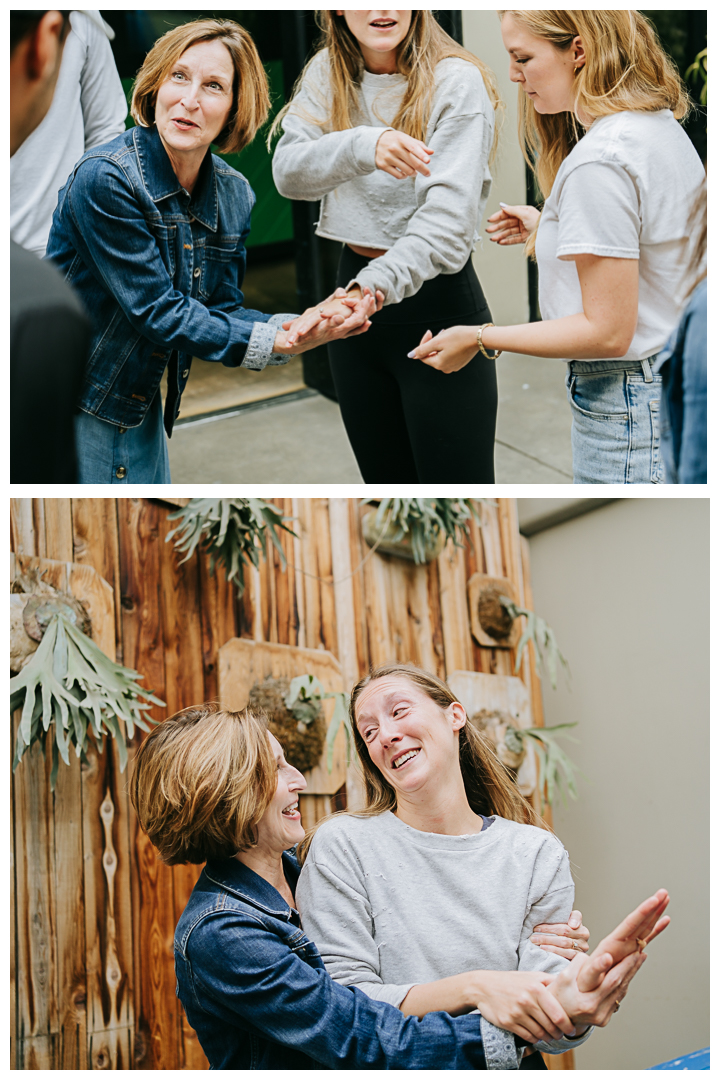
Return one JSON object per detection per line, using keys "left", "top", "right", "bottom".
{"left": 248, "top": 673, "right": 352, "bottom": 775}
{"left": 499, "top": 597, "right": 569, "bottom": 690}
{"left": 361, "top": 498, "right": 487, "bottom": 565}
{"left": 167, "top": 498, "right": 296, "bottom": 596}
{"left": 10, "top": 573, "right": 163, "bottom": 789}
{"left": 470, "top": 708, "right": 579, "bottom": 812}
{"left": 248, "top": 674, "right": 327, "bottom": 775}
{"left": 467, "top": 574, "right": 522, "bottom": 649}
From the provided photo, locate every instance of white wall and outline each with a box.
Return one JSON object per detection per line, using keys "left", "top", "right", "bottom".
{"left": 523, "top": 498, "right": 709, "bottom": 1069}
{"left": 462, "top": 11, "right": 530, "bottom": 325}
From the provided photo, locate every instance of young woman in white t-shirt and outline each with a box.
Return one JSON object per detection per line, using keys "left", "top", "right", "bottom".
{"left": 410, "top": 10, "right": 705, "bottom": 484}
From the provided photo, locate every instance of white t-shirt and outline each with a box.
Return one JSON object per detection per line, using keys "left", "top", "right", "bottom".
{"left": 10, "top": 11, "right": 128, "bottom": 257}
{"left": 535, "top": 109, "right": 705, "bottom": 363}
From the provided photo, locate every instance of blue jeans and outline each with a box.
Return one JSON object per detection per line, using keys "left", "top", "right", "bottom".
{"left": 566, "top": 359, "right": 664, "bottom": 484}
{"left": 74, "top": 391, "right": 171, "bottom": 483}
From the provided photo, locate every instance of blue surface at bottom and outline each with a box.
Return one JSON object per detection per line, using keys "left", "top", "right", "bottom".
{"left": 649, "top": 1047, "right": 710, "bottom": 1069}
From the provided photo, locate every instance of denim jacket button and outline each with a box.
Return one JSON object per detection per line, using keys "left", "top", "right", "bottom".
{"left": 193, "top": 267, "right": 201, "bottom": 278}
{"left": 118, "top": 427, "right": 127, "bottom": 434}
{"left": 115, "top": 465, "right": 127, "bottom": 480}
{"left": 182, "top": 369, "right": 189, "bottom": 378}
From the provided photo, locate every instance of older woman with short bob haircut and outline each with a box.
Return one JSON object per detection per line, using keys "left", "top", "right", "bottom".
{"left": 131, "top": 702, "right": 668, "bottom": 1070}
{"left": 47, "top": 18, "right": 376, "bottom": 484}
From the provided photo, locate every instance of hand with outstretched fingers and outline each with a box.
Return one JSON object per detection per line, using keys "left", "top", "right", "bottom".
{"left": 546, "top": 890, "right": 670, "bottom": 1031}
{"left": 409, "top": 326, "right": 478, "bottom": 374}
{"left": 486, "top": 203, "right": 541, "bottom": 245}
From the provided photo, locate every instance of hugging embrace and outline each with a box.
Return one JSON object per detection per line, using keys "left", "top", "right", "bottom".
{"left": 131, "top": 663, "right": 670, "bottom": 1070}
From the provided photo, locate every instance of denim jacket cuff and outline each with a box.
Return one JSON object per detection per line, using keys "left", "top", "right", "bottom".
{"left": 242, "top": 313, "right": 298, "bottom": 370}
{"left": 479, "top": 1016, "right": 522, "bottom": 1069}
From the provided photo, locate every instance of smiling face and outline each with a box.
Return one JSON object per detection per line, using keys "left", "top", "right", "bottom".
{"left": 500, "top": 13, "right": 584, "bottom": 116}
{"left": 354, "top": 675, "right": 466, "bottom": 796}
{"left": 253, "top": 733, "right": 307, "bottom": 855}
{"left": 336, "top": 10, "right": 413, "bottom": 73}
{"left": 154, "top": 38, "right": 234, "bottom": 161}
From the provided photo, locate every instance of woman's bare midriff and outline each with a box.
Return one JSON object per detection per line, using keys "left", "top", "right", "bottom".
{"left": 348, "top": 243, "right": 388, "bottom": 259}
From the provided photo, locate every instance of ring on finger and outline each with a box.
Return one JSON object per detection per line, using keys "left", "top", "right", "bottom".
{"left": 571, "top": 940, "right": 581, "bottom": 951}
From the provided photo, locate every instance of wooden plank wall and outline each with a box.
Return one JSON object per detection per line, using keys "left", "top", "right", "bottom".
{"left": 10, "top": 497, "right": 558, "bottom": 1071}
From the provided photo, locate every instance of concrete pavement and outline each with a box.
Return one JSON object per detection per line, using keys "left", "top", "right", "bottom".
{"left": 168, "top": 351, "right": 573, "bottom": 484}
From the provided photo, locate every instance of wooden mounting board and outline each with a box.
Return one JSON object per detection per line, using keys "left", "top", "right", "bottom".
{"left": 466, "top": 573, "right": 522, "bottom": 649}
{"left": 217, "top": 638, "right": 347, "bottom": 795}
{"left": 447, "top": 670, "right": 537, "bottom": 796}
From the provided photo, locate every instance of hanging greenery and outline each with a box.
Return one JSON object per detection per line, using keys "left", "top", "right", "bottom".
{"left": 167, "top": 498, "right": 296, "bottom": 597}
{"left": 499, "top": 596, "right": 569, "bottom": 690}
{"left": 686, "top": 45, "right": 707, "bottom": 105}
{"left": 248, "top": 674, "right": 326, "bottom": 774}
{"left": 362, "top": 498, "right": 488, "bottom": 565}
{"left": 10, "top": 613, "right": 164, "bottom": 790}
{"left": 503, "top": 722, "right": 580, "bottom": 813}
{"left": 286, "top": 674, "right": 353, "bottom": 773}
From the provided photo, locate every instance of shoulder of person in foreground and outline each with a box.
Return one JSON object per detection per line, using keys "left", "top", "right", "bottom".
{"left": 305, "top": 811, "right": 384, "bottom": 859}
{"left": 432, "top": 56, "right": 494, "bottom": 118}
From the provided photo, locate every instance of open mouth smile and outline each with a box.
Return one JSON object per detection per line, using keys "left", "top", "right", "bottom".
{"left": 391, "top": 748, "right": 420, "bottom": 770}
{"left": 370, "top": 19, "right": 398, "bottom": 30}
{"left": 281, "top": 801, "right": 300, "bottom": 819}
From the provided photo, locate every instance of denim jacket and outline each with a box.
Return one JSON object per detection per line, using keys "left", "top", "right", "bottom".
{"left": 174, "top": 852, "right": 495, "bottom": 1070}
{"left": 45, "top": 124, "right": 294, "bottom": 430}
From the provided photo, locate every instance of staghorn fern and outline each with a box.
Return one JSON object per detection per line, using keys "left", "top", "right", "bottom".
{"left": 363, "top": 498, "right": 489, "bottom": 565}
{"left": 499, "top": 596, "right": 569, "bottom": 690}
{"left": 504, "top": 722, "right": 580, "bottom": 813}
{"left": 10, "top": 614, "right": 164, "bottom": 790}
{"left": 286, "top": 674, "right": 353, "bottom": 773}
{"left": 166, "top": 499, "right": 296, "bottom": 597}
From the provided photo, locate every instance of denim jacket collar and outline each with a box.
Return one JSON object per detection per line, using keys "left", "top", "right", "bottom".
{"left": 203, "top": 851, "right": 300, "bottom": 920}
{"left": 133, "top": 123, "right": 219, "bottom": 232}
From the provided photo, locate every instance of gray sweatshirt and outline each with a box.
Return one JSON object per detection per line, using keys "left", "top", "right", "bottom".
{"left": 297, "top": 811, "right": 592, "bottom": 1068}
{"left": 272, "top": 51, "right": 495, "bottom": 306}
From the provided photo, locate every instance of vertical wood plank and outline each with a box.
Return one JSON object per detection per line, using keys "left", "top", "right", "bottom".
{"left": 437, "top": 540, "right": 474, "bottom": 676}
{"left": 12, "top": 729, "right": 59, "bottom": 1069}
{"left": 156, "top": 503, "right": 212, "bottom": 1070}
{"left": 42, "top": 499, "right": 74, "bottom": 561}
{"left": 118, "top": 499, "right": 177, "bottom": 1069}
{"left": 10, "top": 499, "right": 39, "bottom": 556}
{"left": 72, "top": 498, "right": 122, "bottom": 652}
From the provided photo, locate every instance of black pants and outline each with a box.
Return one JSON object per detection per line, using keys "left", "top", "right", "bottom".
{"left": 328, "top": 247, "right": 497, "bottom": 483}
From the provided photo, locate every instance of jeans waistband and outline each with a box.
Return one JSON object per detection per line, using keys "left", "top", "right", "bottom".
{"left": 568, "top": 357, "right": 657, "bottom": 383}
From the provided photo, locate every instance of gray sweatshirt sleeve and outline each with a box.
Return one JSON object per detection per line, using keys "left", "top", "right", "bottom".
{"left": 272, "top": 55, "right": 389, "bottom": 201}
{"left": 350, "top": 109, "right": 493, "bottom": 305}
{"left": 297, "top": 836, "right": 416, "bottom": 1008}
{"left": 518, "top": 840, "right": 594, "bottom": 1055}
{"left": 348, "top": 63, "right": 495, "bottom": 305}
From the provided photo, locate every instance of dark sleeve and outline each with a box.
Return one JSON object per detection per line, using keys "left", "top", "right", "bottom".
{"left": 10, "top": 245, "right": 91, "bottom": 483}
{"left": 186, "top": 913, "right": 488, "bottom": 1070}
{"left": 58, "top": 157, "right": 272, "bottom": 365}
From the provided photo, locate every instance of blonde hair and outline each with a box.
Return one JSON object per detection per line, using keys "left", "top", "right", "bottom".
{"left": 131, "top": 18, "right": 270, "bottom": 154}
{"left": 271, "top": 11, "right": 502, "bottom": 161}
{"left": 129, "top": 704, "right": 276, "bottom": 865}
{"left": 499, "top": 10, "right": 690, "bottom": 254}
{"left": 298, "top": 663, "right": 550, "bottom": 862}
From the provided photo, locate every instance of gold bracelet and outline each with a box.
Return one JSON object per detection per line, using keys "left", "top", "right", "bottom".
{"left": 476, "top": 323, "right": 503, "bottom": 360}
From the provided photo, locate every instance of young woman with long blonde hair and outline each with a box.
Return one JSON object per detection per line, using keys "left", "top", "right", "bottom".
{"left": 297, "top": 664, "right": 670, "bottom": 1068}
{"left": 272, "top": 11, "right": 502, "bottom": 482}
{"left": 411, "top": 10, "right": 705, "bottom": 484}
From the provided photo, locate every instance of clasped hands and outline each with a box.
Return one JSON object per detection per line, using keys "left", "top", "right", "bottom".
{"left": 273, "top": 287, "right": 385, "bottom": 355}
{"left": 476, "top": 890, "right": 670, "bottom": 1047}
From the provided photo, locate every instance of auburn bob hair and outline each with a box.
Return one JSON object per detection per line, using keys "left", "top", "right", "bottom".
{"left": 129, "top": 704, "right": 276, "bottom": 865}
{"left": 298, "top": 663, "right": 550, "bottom": 862}
{"left": 272, "top": 11, "right": 502, "bottom": 160}
{"left": 131, "top": 18, "right": 270, "bottom": 154}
